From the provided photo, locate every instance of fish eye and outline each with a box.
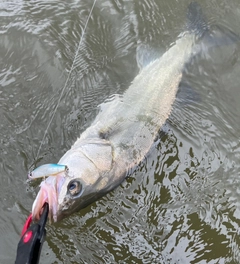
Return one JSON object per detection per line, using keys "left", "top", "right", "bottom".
{"left": 68, "top": 180, "right": 82, "bottom": 197}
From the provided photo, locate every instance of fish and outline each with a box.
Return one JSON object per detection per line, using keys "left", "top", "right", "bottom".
{"left": 31, "top": 2, "right": 236, "bottom": 222}
{"left": 28, "top": 164, "right": 68, "bottom": 180}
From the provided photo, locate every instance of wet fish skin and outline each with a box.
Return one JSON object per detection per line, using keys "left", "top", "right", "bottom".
{"left": 31, "top": 29, "right": 197, "bottom": 222}
{"left": 32, "top": 2, "right": 211, "bottom": 222}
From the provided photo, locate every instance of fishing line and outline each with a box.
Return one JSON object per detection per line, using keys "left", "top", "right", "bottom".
{"left": 36, "top": 0, "right": 97, "bottom": 160}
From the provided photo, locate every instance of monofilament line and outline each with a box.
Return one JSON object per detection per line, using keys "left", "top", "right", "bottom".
{"left": 36, "top": 0, "right": 97, "bottom": 160}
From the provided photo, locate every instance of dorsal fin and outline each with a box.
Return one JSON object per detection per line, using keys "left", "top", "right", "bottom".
{"left": 136, "top": 44, "right": 163, "bottom": 70}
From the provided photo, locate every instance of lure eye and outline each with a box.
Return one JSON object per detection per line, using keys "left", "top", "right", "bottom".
{"left": 68, "top": 180, "right": 82, "bottom": 197}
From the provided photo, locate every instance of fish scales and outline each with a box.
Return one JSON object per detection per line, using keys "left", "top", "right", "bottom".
{"left": 32, "top": 3, "right": 207, "bottom": 222}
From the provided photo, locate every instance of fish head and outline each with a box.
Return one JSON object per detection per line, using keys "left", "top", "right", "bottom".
{"left": 32, "top": 139, "right": 114, "bottom": 222}
{"left": 56, "top": 153, "right": 104, "bottom": 221}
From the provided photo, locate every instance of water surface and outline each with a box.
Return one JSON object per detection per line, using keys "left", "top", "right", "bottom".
{"left": 1, "top": 0, "right": 240, "bottom": 263}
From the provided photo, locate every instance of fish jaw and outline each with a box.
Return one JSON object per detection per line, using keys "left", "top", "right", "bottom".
{"left": 32, "top": 174, "right": 65, "bottom": 222}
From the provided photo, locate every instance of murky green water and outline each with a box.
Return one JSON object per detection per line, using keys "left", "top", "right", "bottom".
{"left": 1, "top": 0, "right": 240, "bottom": 263}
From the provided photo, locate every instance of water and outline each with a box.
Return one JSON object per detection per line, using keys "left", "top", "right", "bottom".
{"left": 1, "top": 0, "right": 240, "bottom": 263}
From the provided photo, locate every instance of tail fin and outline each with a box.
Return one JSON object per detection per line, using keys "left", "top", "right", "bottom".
{"left": 187, "top": 2, "right": 240, "bottom": 48}
{"left": 187, "top": 2, "right": 209, "bottom": 36}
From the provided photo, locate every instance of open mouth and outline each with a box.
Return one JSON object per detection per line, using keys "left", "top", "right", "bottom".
{"left": 32, "top": 177, "right": 58, "bottom": 222}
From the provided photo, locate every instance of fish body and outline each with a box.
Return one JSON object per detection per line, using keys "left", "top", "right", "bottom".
{"left": 32, "top": 31, "right": 196, "bottom": 222}
{"left": 28, "top": 164, "right": 68, "bottom": 180}
{"left": 32, "top": 3, "right": 212, "bottom": 222}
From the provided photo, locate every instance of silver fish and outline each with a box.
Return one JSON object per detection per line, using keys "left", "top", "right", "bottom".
{"left": 31, "top": 3, "right": 212, "bottom": 222}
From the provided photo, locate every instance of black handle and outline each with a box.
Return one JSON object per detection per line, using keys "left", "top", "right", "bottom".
{"left": 15, "top": 203, "right": 49, "bottom": 264}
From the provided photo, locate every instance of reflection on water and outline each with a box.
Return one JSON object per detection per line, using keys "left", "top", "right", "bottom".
{"left": 1, "top": 0, "right": 240, "bottom": 263}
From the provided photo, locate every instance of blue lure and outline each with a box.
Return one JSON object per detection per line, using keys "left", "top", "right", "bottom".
{"left": 28, "top": 163, "right": 68, "bottom": 180}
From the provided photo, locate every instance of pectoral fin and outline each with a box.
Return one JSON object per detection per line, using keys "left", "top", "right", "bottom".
{"left": 136, "top": 43, "right": 164, "bottom": 70}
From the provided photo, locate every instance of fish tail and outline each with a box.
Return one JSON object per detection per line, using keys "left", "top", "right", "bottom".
{"left": 186, "top": 2, "right": 209, "bottom": 36}
{"left": 187, "top": 2, "right": 240, "bottom": 49}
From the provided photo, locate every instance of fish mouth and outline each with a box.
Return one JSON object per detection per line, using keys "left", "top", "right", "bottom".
{"left": 32, "top": 180, "right": 58, "bottom": 222}
{"left": 32, "top": 175, "right": 65, "bottom": 223}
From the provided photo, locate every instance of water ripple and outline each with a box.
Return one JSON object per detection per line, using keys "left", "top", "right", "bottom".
{"left": 1, "top": 0, "right": 240, "bottom": 263}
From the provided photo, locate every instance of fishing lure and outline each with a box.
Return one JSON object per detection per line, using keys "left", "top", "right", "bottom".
{"left": 28, "top": 163, "right": 68, "bottom": 180}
